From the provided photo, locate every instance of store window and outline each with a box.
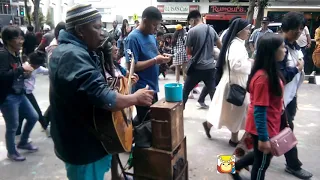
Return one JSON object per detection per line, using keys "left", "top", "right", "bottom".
{"left": 0, "top": 0, "right": 11, "bottom": 15}
{"left": 209, "top": 0, "right": 249, "bottom": 2}
{"left": 157, "top": 0, "right": 199, "bottom": 2}
{"left": 96, "top": 8, "right": 104, "bottom": 13}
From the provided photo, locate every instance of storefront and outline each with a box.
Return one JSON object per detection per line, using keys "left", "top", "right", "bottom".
{"left": 265, "top": 6, "right": 320, "bottom": 38}
{"left": 205, "top": 5, "right": 248, "bottom": 34}
{"left": 157, "top": 4, "right": 199, "bottom": 24}
{"left": 264, "top": 5, "right": 320, "bottom": 74}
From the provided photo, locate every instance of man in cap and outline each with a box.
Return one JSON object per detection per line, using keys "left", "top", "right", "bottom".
{"left": 49, "top": 4, "right": 154, "bottom": 180}
{"left": 249, "top": 17, "right": 273, "bottom": 57}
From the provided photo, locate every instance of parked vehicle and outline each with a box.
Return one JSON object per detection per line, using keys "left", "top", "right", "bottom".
{"left": 268, "top": 22, "right": 282, "bottom": 33}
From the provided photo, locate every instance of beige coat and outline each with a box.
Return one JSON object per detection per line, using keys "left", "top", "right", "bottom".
{"left": 207, "top": 37, "right": 252, "bottom": 133}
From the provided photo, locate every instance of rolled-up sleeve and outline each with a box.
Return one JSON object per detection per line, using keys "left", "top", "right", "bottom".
{"left": 57, "top": 50, "right": 117, "bottom": 109}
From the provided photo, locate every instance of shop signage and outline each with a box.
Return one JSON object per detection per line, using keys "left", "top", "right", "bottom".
{"left": 157, "top": 5, "right": 199, "bottom": 14}
{"left": 209, "top": 6, "right": 248, "bottom": 13}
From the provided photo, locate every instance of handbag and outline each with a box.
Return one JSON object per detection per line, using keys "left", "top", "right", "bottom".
{"left": 133, "top": 110, "right": 152, "bottom": 148}
{"left": 270, "top": 107, "right": 298, "bottom": 157}
{"left": 186, "top": 25, "right": 210, "bottom": 75}
{"left": 225, "top": 49, "right": 247, "bottom": 106}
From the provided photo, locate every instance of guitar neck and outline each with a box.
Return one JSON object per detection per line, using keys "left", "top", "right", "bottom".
{"left": 127, "top": 57, "right": 135, "bottom": 94}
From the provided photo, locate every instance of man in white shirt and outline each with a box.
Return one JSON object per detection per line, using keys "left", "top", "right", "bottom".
{"left": 296, "top": 25, "right": 311, "bottom": 73}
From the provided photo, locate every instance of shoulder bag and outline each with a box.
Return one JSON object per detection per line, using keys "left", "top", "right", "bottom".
{"left": 186, "top": 25, "right": 210, "bottom": 75}
{"left": 270, "top": 105, "right": 298, "bottom": 156}
{"left": 225, "top": 48, "right": 247, "bottom": 106}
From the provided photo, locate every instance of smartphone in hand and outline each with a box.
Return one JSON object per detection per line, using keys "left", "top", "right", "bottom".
{"left": 163, "top": 53, "right": 174, "bottom": 57}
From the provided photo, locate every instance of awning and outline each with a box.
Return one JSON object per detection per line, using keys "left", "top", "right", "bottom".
{"left": 205, "top": 14, "right": 246, "bottom": 21}
{"left": 162, "top": 14, "right": 188, "bottom": 21}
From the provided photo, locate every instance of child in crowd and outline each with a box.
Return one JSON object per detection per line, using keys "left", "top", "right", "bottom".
{"left": 156, "top": 31, "right": 169, "bottom": 79}
{"left": 164, "top": 35, "right": 172, "bottom": 53}
{"left": 16, "top": 52, "right": 50, "bottom": 138}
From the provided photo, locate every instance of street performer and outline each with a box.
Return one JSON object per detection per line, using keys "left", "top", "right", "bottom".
{"left": 49, "top": 4, "right": 154, "bottom": 180}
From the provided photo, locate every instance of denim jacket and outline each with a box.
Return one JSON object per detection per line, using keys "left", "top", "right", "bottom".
{"left": 49, "top": 30, "right": 116, "bottom": 165}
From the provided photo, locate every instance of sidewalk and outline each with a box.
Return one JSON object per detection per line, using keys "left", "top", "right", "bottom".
{"left": 0, "top": 74, "right": 319, "bottom": 180}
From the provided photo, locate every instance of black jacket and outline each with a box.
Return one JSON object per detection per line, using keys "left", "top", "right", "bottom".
{"left": 0, "top": 48, "right": 24, "bottom": 104}
{"left": 23, "top": 32, "right": 38, "bottom": 55}
{"left": 49, "top": 30, "right": 117, "bottom": 165}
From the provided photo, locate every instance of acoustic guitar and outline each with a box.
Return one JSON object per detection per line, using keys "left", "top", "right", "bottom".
{"left": 93, "top": 39, "right": 135, "bottom": 154}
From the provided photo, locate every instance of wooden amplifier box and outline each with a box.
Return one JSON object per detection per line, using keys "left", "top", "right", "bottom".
{"left": 150, "top": 98, "right": 184, "bottom": 151}
{"left": 133, "top": 137, "right": 187, "bottom": 180}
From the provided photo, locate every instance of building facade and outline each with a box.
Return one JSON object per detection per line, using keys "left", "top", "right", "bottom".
{"left": 154, "top": 0, "right": 250, "bottom": 33}
{"left": 265, "top": 0, "right": 320, "bottom": 38}
{"left": 154, "top": 0, "right": 320, "bottom": 35}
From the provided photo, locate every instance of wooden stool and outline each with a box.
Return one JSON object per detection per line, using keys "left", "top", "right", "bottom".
{"left": 133, "top": 137, "right": 188, "bottom": 180}
{"left": 131, "top": 98, "right": 187, "bottom": 179}
{"left": 150, "top": 98, "right": 184, "bottom": 151}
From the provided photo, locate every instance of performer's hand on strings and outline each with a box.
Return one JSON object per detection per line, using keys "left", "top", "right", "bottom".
{"left": 133, "top": 85, "right": 154, "bottom": 106}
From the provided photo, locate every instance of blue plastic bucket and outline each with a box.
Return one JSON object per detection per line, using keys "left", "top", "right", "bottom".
{"left": 164, "top": 83, "right": 183, "bottom": 102}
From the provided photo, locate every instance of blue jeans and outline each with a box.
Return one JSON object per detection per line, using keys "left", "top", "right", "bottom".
{"left": 65, "top": 155, "right": 112, "bottom": 180}
{"left": 0, "top": 94, "right": 38, "bottom": 154}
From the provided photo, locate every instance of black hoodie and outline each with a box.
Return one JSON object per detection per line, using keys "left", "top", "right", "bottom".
{"left": 0, "top": 48, "right": 25, "bottom": 104}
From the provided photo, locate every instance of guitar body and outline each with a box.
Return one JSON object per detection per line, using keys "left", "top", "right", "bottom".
{"left": 93, "top": 45, "right": 136, "bottom": 154}
{"left": 94, "top": 77, "right": 133, "bottom": 154}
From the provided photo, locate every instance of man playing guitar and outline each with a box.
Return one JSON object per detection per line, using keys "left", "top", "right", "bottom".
{"left": 49, "top": 4, "right": 154, "bottom": 180}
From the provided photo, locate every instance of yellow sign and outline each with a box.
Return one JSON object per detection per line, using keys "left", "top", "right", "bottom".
{"left": 217, "top": 155, "right": 236, "bottom": 174}
{"left": 133, "top": 14, "right": 138, "bottom": 21}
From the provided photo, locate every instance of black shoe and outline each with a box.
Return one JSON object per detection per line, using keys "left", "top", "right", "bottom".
{"left": 7, "top": 152, "right": 26, "bottom": 162}
{"left": 285, "top": 166, "right": 313, "bottom": 179}
{"left": 229, "top": 140, "right": 239, "bottom": 147}
{"left": 202, "top": 122, "right": 211, "bottom": 139}
{"left": 230, "top": 172, "right": 242, "bottom": 180}
{"left": 198, "top": 102, "right": 209, "bottom": 109}
{"left": 17, "top": 142, "right": 38, "bottom": 152}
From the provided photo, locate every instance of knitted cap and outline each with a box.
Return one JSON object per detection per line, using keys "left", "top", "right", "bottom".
{"left": 66, "top": 4, "right": 102, "bottom": 31}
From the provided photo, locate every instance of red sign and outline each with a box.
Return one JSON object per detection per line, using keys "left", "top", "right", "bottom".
{"left": 189, "top": 5, "right": 199, "bottom": 12}
{"left": 158, "top": 5, "right": 164, "bottom": 13}
{"left": 209, "top": 6, "right": 248, "bottom": 13}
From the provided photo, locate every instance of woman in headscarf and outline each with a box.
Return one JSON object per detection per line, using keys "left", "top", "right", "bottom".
{"left": 202, "top": 18, "right": 253, "bottom": 146}
{"left": 172, "top": 24, "right": 188, "bottom": 83}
